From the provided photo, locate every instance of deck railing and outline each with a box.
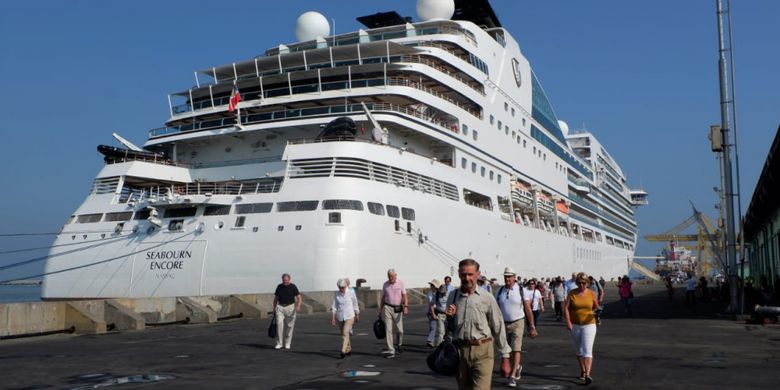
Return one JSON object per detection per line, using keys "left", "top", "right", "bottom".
{"left": 152, "top": 102, "right": 460, "bottom": 139}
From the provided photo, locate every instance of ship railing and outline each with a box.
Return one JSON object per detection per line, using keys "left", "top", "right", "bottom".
{"left": 286, "top": 137, "right": 454, "bottom": 168}
{"left": 153, "top": 102, "right": 460, "bottom": 139}
{"left": 105, "top": 155, "right": 281, "bottom": 169}
{"left": 123, "top": 178, "right": 283, "bottom": 203}
{"left": 172, "top": 54, "right": 484, "bottom": 115}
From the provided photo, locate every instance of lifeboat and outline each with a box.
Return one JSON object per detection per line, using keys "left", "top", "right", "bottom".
{"left": 556, "top": 200, "right": 569, "bottom": 214}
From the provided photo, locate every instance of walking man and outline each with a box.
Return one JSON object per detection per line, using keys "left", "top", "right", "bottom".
{"left": 444, "top": 275, "right": 456, "bottom": 294}
{"left": 496, "top": 267, "right": 537, "bottom": 387}
{"left": 331, "top": 278, "right": 359, "bottom": 358}
{"left": 445, "top": 259, "right": 512, "bottom": 389}
{"left": 273, "top": 273, "right": 301, "bottom": 350}
{"left": 379, "top": 268, "right": 408, "bottom": 358}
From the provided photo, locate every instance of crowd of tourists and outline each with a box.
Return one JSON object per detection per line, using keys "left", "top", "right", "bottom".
{"left": 270, "top": 265, "right": 630, "bottom": 389}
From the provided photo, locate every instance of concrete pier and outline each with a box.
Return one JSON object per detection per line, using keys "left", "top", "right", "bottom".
{"left": 1, "top": 284, "right": 779, "bottom": 389}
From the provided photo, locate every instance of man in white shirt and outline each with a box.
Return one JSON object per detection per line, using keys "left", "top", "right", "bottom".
{"left": 685, "top": 274, "right": 697, "bottom": 306}
{"left": 564, "top": 272, "right": 578, "bottom": 295}
{"left": 496, "top": 267, "right": 537, "bottom": 387}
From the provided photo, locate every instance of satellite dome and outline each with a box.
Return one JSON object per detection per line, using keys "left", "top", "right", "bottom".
{"left": 295, "top": 11, "right": 330, "bottom": 42}
{"left": 558, "top": 120, "right": 570, "bottom": 136}
{"left": 416, "top": 0, "right": 455, "bottom": 22}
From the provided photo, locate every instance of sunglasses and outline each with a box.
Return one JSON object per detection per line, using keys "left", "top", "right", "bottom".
{"left": 577, "top": 282, "right": 588, "bottom": 285}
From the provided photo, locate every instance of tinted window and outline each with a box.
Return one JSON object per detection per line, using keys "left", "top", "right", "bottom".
{"left": 235, "top": 203, "right": 273, "bottom": 214}
{"left": 104, "top": 212, "right": 133, "bottom": 222}
{"left": 322, "top": 199, "right": 364, "bottom": 211}
{"left": 277, "top": 200, "right": 319, "bottom": 212}
{"left": 204, "top": 205, "right": 231, "bottom": 216}
{"left": 386, "top": 205, "right": 400, "bottom": 218}
{"left": 164, "top": 207, "right": 197, "bottom": 218}
{"left": 76, "top": 214, "right": 103, "bottom": 223}
{"left": 367, "top": 202, "right": 385, "bottom": 216}
{"left": 401, "top": 208, "right": 415, "bottom": 221}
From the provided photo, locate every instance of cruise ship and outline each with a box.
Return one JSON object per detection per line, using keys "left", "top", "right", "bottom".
{"left": 42, "top": 0, "right": 648, "bottom": 299}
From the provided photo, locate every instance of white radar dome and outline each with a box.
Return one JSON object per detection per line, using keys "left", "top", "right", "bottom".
{"left": 558, "top": 120, "right": 570, "bottom": 136}
{"left": 295, "top": 11, "right": 330, "bottom": 42}
{"left": 416, "top": 0, "right": 455, "bottom": 21}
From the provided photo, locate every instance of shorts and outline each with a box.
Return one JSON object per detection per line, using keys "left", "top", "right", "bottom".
{"left": 505, "top": 319, "right": 525, "bottom": 352}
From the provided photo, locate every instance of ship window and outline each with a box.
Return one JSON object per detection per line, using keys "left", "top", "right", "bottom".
{"left": 462, "top": 124, "right": 469, "bottom": 136}
{"left": 511, "top": 108, "right": 516, "bottom": 117}
{"left": 277, "top": 201, "right": 319, "bottom": 212}
{"left": 368, "top": 202, "right": 385, "bottom": 216}
{"left": 236, "top": 202, "right": 273, "bottom": 214}
{"left": 523, "top": 139, "right": 527, "bottom": 148}
{"left": 596, "top": 232, "right": 603, "bottom": 242}
{"left": 66, "top": 215, "right": 76, "bottom": 224}
{"left": 204, "top": 205, "right": 231, "bottom": 216}
{"left": 134, "top": 209, "right": 151, "bottom": 220}
{"left": 504, "top": 102, "right": 509, "bottom": 112}
{"left": 323, "top": 199, "right": 364, "bottom": 211}
{"left": 164, "top": 207, "right": 197, "bottom": 218}
{"left": 328, "top": 212, "right": 341, "bottom": 223}
{"left": 401, "top": 208, "right": 415, "bottom": 221}
{"left": 463, "top": 189, "right": 493, "bottom": 211}
{"left": 471, "top": 162, "right": 477, "bottom": 173}
{"left": 533, "top": 146, "right": 536, "bottom": 154}
{"left": 543, "top": 153, "right": 547, "bottom": 161}
{"left": 490, "top": 115, "right": 494, "bottom": 125}
{"left": 489, "top": 171, "right": 494, "bottom": 180}
{"left": 386, "top": 205, "right": 400, "bottom": 218}
{"left": 512, "top": 131, "right": 516, "bottom": 138}
{"left": 497, "top": 120, "right": 502, "bottom": 130}
{"left": 505, "top": 126, "right": 509, "bottom": 135}
{"left": 104, "top": 212, "right": 133, "bottom": 222}
{"left": 168, "top": 219, "right": 184, "bottom": 231}
{"left": 472, "top": 130, "right": 478, "bottom": 141}
{"left": 522, "top": 118, "right": 526, "bottom": 126}
{"left": 480, "top": 166, "right": 486, "bottom": 177}
{"left": 76, "top": 213, "right": 103, "bottom": 223}
{"left": 497, "top": 174, "right": 502, "bottom": 184}
{"left": 235, "top": 216, "right": 246, "bottom": 227}
{"left": 461, "top": 158, "right": 467, "bottom": 169}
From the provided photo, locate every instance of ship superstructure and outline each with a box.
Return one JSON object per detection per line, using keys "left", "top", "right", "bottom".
{"left": 42, "top": 0, "right": 646, "bottom": 298}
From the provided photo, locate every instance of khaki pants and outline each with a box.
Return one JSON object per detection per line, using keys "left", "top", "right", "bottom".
{"left": 434, "top": 313, "right": 448, "bottom": 346}
{"left": 339, "top": 317, "right": 354, "bottom": 354}
{"left": 382, "top": 305, "right": 404, "bottom": 353}
{"left": 275, "top": 304, "right": 296, "bottom": 346}
{"left": 456, "top": 342, "right": 494, "bottom": 390}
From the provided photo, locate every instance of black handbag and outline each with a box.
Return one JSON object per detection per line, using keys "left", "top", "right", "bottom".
{"left": 426, "top": 340, "right": 460, "bottom": 376}
{"left": 267, "top": 313, "right": 277, "bottom": 339}
{"left": 373, "top": 317, "right": 386, "bottom": 339}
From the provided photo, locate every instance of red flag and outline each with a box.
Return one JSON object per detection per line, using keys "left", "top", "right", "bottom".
{"left": 228, "top": 86, "right": 241, "bottom": 113}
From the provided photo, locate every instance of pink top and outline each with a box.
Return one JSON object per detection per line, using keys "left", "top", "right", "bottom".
{"left": 382, "top": 279, "right": 406, "bottom": 305}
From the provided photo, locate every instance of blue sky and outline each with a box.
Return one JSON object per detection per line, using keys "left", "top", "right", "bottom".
{"left": 0, "top": 1, "right": 778, "bottom": 281}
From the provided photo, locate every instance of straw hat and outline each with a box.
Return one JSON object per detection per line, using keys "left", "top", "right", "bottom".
{"left": 503, "top": 266, "right": 517, "bottom": 276}
{"left": 429, "top": 278, "right": 442, "bottom": 289}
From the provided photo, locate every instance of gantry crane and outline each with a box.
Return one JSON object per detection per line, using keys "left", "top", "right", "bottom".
{"left": 644, "top": 204, "right": 724, "bottom": 277}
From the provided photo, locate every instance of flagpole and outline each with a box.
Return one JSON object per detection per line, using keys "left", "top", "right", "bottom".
{"left": 235, "top": 81, "right": 241, "bottom": 128}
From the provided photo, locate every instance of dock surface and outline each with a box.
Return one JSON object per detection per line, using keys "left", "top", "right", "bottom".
{"left": 2, "top": 284, "right": 779, "bottom": 389}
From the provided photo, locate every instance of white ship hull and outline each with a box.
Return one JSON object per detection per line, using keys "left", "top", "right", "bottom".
{"left": 42, "top": 142, "right": 630, "bottom": 298}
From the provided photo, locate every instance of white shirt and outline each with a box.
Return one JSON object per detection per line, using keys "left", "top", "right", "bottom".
{"left": 496, "top": 283, "right": 530, "bottom": 322}
{"left": 564, "top": 279, "right": 577, "bottom": 295}
{"left": 332, "top": 289, "right": 359, "bottom": 321}
{"left": 526, "top": 289, "right": 543, "bottom": 311}
{"left": 686, "top": 278, "right": 697, "bottom": 291}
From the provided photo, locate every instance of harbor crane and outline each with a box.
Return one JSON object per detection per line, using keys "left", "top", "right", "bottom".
{"left": 644, "top": 204, "right": 725, "bottom": 277}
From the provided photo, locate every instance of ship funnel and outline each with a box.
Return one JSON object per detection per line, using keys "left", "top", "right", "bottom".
{"left": 416, "top": 0, "right": 454, "bottom": 21}
{"left": 295, "top": 11, "right": 330, "bottom": 42}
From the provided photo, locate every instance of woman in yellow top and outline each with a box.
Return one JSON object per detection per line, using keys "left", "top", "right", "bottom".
{"left": 564, "top": 272, "right": 601, "bottom": 385}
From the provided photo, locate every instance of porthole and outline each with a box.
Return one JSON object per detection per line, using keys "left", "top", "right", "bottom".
{"left": 252, "top": 227, "right": 259, "bottom": 232}
{"left": 215, "top": 221, "right": 224, "bottom": 230}
{"left": 295, "top": 225, "right": 302, "bottom": 231}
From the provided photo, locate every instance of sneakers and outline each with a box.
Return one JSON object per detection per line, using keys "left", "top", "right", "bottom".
{"left": 284, "top": 344, "right": 291, "bottom": 350}
{"left": 426, "top": 342, "right": 434, "bottom": 349}
{"left": 515, "top": 365, "right": 522, "bottom": 379}
{"left": 584, "top": 375, "right": 593, "bottom": 385}
{"left": 381, "top": 349, "right": 394, "bottom": 354}
{"left": 274, "top": 343, "right": 283, "bottom": 350}
{"left": 507, "top": 377, "right": 517, "bottom": 387}
{"left": 386, "top": 354, "right": 396, "bottom": 359}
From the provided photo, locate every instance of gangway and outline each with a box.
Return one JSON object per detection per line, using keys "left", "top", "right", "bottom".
{"left": 630, "top": 259, "right": 662, "bottom": 281}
